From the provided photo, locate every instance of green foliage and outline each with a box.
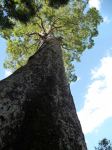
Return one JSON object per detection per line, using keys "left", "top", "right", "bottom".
{"left": 0, "top": 0, "right": 38, "bottom": 28}
{"left": 0, "top": 0, "right": 70, "bottom": 28}
{"left": 48, "top": 0, "right": 69, "bottom": 8}
{"left": 95, "top": 138, "right": 112, "bottom": 150}
{"left": 0, "top": 0, "right": 102, "bottom": 82}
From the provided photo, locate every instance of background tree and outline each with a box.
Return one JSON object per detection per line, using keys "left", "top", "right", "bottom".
{"left": 0, "top": 0, "right": 102, "bottom": 82}
{"left": 95, "top": 138, "right": 112, "bottom": 150}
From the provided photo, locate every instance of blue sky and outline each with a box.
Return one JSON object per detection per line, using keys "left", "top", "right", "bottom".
{"left": 0, "top": 0, "right": 112, "bottom": 149}
{"left": 71, "top": 0, "right": 112, "bottom": 149}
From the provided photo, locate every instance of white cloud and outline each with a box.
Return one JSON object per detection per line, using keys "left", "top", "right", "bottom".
{"left": 103, "top": 16, "right": 111, "bottom": 24}
{"left": 4, "top": 70, "right": 12, "bottom": 78}
{"left": 89, "top": 0, "right": 102, "bottom": 10}
{"left": 78, "top": 56, "right": 112, "bottom": 134}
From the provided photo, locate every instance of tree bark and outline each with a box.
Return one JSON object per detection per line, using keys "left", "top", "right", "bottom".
{"left": 0, "top": 37, "right": 87, "bottom": 150}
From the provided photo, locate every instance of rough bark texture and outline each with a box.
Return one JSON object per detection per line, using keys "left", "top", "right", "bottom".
{"left": 0, "top": 37, "right": 87, "bottom": 150}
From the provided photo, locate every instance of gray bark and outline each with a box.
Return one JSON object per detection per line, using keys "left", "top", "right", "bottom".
{"left": 0, "top": 37, "right": 87, "bottom": 150}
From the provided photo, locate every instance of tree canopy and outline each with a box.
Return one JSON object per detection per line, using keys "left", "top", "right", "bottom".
{"left": 0, "top": 0, "right": 69, "bottom": 28}
{"left": 0, "top": 0, "right": 102, "bottom": 82}
{"left": 95, "top": 138, "right": 112, "bottom": 150}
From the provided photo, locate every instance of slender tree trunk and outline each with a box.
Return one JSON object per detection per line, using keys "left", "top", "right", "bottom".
{"left": 0, "top": 37, "right": 87, "bottom": 150}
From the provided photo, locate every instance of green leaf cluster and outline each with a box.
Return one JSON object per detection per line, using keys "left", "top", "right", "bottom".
{"left": 0, "top": 0, "right": 103, "bottom": 82}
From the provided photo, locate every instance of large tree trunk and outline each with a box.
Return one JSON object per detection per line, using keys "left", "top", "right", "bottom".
{"left": 0, "top": 37, "right": 87, "bottom": 150}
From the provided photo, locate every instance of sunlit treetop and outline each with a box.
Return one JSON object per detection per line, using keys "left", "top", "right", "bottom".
{"left": 0, "top": 0, "right": 103, "bottom": 82}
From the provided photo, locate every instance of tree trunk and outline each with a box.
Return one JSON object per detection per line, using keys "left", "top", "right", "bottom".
{"left": 0, "top": 37, "right": 87, "bottom": 150}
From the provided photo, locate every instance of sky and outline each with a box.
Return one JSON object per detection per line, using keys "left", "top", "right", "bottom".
{"left": 0, "top": 0, "right": 112, "bottom": 149}
{"left": 70, "top": 0, "right": 112, "bottom": 149}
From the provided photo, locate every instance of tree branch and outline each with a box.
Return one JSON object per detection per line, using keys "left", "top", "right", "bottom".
{"left": 37, "top": 15, "right": 46, "bottom": 34}
{"left": 26, "top": 32, "right": 39, "bottom": 36}
{"left": 47, "top": 17, "right": 62, "bottom": 34}
{"left": 48, "top": 25, "right": 63, "bottom": 34}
